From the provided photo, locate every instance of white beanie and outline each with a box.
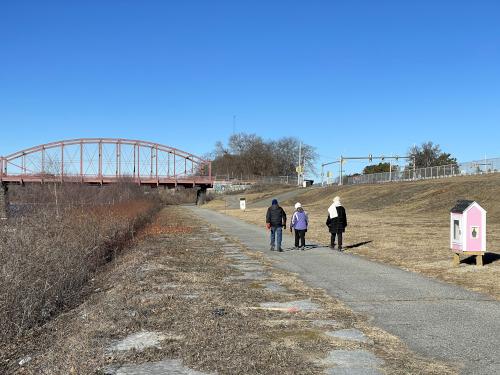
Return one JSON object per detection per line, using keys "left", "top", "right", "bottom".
{"left": 295, "top": 202, "right": 302, "bottom": 209}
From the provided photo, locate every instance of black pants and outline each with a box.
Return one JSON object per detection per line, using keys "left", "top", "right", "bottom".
{"left": 294, "top": 229, "right": 306, "bottom": 248}
{"left": 331, "top": 232, "right": 343, "bottom": 248}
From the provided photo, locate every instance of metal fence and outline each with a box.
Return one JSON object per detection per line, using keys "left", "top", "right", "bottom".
{"left": 342, "top": 157, "right": 500, "bottom": 186}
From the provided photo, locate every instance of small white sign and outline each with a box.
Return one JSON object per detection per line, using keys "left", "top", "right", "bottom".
{"left": 240, "top": 198, "right": 246, "bottom": 211}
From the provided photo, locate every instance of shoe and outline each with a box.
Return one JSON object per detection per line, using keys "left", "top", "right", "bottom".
{"left": 338, "top": 247, "right": 343, "bottom": 252}
{"left": 270, "top": 246, "right": 275, "bottom": 251}
{"left": 278, "top": 248, "right": 284, "bottom": 252}
{"left": 300, "top": 246, "right": 305, "bottom": 251}
{"left": 330, "top": 245, "right": 335, "bottom": 250}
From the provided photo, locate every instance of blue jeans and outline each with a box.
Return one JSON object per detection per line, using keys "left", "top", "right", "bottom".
{"left": 270, "top": 226, "right": 283, "bottom": 249}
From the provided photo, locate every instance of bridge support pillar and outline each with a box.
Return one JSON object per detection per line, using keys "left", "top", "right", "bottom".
{"left": 196, "top": 187, "right": 207, "bottom": 206}
{"left": 0, "top": 184, "right": 9, "bottom": 220}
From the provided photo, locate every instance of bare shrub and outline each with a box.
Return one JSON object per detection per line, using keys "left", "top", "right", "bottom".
{"left": 0, "top": 182, "right": 161, "bottom": 342}
{"left": 158, "top": 188, "right": 198, "bottom": 205}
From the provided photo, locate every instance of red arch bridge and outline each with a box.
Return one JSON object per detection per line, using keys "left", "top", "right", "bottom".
{"left": 0, "top": 138, "right": 213, "bottom": 217}
{"left": 0, "top": 138, "right": 213, "bottom": 188}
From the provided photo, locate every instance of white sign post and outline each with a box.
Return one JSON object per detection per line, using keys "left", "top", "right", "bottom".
{"left": 240, "top": 197, "right": 246, "bottom": 211}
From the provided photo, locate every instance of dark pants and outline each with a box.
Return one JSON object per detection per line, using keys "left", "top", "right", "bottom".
{"left": 331, "top": 232, "right": 343, "bottom": 248}
{"left": 294, "top": 229, "right": 306, "bottom": 248}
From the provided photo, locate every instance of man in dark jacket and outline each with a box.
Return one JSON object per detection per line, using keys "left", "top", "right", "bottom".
{"left": 326, "top": 196, "right": 347, "bottom": 251}
{"left": 266, "top": 199, "right": 287, "bottom": 251}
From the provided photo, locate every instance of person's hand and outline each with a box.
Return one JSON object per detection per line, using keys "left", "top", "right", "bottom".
{"left": 289, "top": 227, "right": 293, "bottom": 233}
{"left": 283, "top": 225, "right": 286, "bottom": 230}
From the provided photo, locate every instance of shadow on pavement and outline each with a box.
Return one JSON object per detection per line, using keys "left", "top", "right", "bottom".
{"left": 282, "top": 244, "right": 329, "bottom": 252}
{"left": 276, "top": 241, "right": 373, "bottom": 252}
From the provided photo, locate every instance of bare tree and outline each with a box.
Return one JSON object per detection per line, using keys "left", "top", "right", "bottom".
{"left": 211, "top": 133, "right": 318, "bottom": 178}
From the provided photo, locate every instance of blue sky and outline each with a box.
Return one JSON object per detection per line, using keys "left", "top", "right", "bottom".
{"left": 1, "top": 0, "right": 499, "bottom": 175}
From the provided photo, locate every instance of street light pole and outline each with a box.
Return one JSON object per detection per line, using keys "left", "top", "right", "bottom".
{"left": 322, "top": 155, "right": 414, "bottom": 186}
{"left": 321, "top": 159, "right": 341, "bottom": 186}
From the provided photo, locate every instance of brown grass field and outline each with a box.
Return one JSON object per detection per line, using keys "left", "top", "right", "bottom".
{"left": 206, "top": 174, "right": 500, "bottom": 300}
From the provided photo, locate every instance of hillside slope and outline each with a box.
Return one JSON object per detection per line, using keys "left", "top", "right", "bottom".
{"left": 207, "top": 174, "right": 500, "bottom": 299}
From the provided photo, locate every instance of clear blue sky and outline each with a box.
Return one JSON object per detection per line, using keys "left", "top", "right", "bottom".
{"left": 1, "top": 1, "right": 499, "bottom": 175}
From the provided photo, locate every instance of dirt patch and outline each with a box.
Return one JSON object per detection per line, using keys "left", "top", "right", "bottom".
{"left": 0, "top": 207, "right": 456, "bottom": 375}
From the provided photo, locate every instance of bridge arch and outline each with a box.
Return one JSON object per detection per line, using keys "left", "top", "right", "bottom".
{"left": 0, "top": 138, "right": 212, "bottom": 187}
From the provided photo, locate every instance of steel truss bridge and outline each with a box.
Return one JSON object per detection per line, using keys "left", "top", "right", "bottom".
{"left": 0, "top": 138, "right": 213, "bottom": 189}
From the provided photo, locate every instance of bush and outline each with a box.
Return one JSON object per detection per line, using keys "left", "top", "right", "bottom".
{"left": 0, "top": 183, "right": 161, "bottom": 342}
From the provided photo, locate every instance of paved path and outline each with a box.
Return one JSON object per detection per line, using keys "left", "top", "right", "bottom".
{"left": 190, "top": 207, "right": 500, "bottom": 375}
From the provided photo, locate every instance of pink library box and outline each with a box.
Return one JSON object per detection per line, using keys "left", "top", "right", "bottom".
{"left": 450, "top": 200, "right": 486, "bottom": 266}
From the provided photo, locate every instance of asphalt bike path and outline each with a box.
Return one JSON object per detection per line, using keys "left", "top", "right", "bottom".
{"left": 189, "top": 206, "right": 500, "bottom": 375}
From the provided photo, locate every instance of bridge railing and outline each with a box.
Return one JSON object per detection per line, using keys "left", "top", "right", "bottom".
{"left": 0, "top": 139, "right": 213, "bottom": 186}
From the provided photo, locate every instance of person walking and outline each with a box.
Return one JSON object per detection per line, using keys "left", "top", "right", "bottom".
{"left": 266, "top": 199, "right": 287, "bottom": 252}
{"left": 326, "top": 196, "right": 347, "bottom": 251}
{"left": 290, "top": 202, "right": 308, "bottom": 250}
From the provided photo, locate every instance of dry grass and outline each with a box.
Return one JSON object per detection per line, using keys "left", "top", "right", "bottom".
{"left": 208, "top": 174, "right": 500, "bottom": 299}
{"left": 0, "top": 184, "right": 161, "bottom": 343}
{"left": 205, "top": 185, "right": 298, "bottom": 210}
{"left": 0, "top": 207, "right": 456, "bottom": 374}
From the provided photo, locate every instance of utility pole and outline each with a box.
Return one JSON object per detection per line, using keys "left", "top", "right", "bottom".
{"left": 339, "top": 156, "right": 344, "bottom": 185}
{"left": 413, "top": 155, "right": 417, "bottom": 180}
{"left": 298, "top": 141, "right": 302, "bottom": 186}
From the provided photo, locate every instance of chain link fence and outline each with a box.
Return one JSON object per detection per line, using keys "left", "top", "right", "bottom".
{"left": 212, "top": 175, "right": 297, "bottom": 193}
{"left": 213, "top": 157, "right": 500, "bottom": 191}
{"left": 342, "top": 158, "right": 500, "bottom": 186}
{"left": 214, "top": 175, "right": 296, "bottom": 185}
